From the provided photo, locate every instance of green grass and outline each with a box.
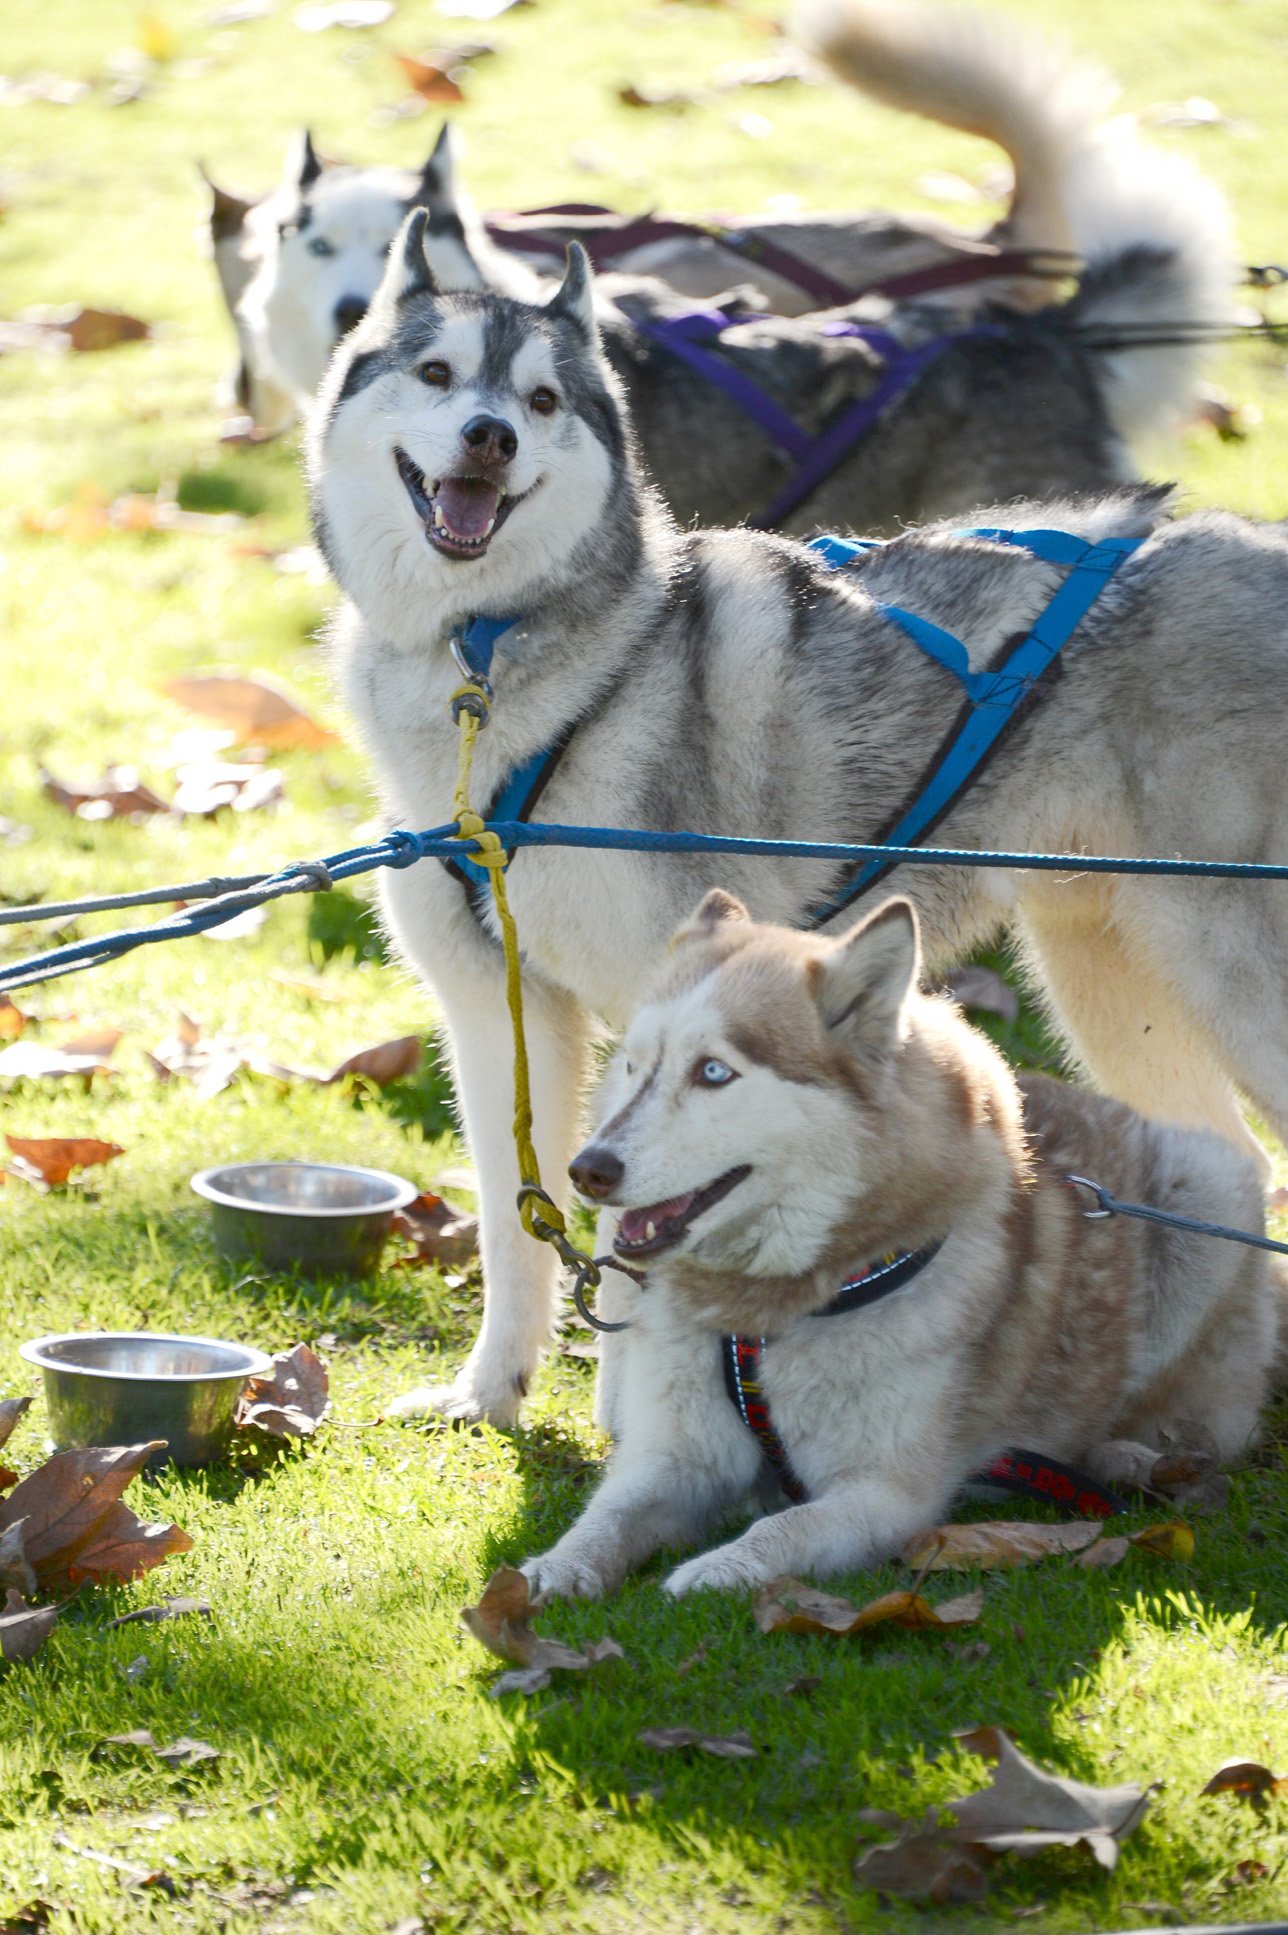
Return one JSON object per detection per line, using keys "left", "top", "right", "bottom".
{"left": 3, "top": 0, "right": 1288, "bottom": 1929}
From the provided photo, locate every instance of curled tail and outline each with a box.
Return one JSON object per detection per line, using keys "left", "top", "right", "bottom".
{"left": 791, "top": 0, "right": 1117, "bottom": 263}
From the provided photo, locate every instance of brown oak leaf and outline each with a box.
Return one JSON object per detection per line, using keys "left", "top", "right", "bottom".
{"left": 755, "top": 1573, "right": 982, "bottom": 1637}
{"left": 0, "top": 1588, "right": 58, "bottom": 1664}
{"left": 461, "top": 1565, "right": 624, "bottom": 1690}
{"left": 234, "top": 1343, "right": 329, "bottom": 1439}
{"left": 392, "top": 1191, "right": 479, "bottom": 1267}
{"left": 4, "top": 1136, "right": 124, "bottom": 1186}
{"left": 901, "top": 1520, "right": 1102, "bottom": 1571}
{"left": 948, "top": 1726, "right": 1153, "bottom": 1868}
{"left": 0, "top": 1442, "right": 191, "bottom": 1594}
{"left": 160, "top": 674, "right": 338, "bottom": 749}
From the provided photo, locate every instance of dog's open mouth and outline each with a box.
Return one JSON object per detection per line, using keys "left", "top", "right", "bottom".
{"left": 395, "top": 447, "right": 527, "bottom": 561}
{"left": 613, "top": 1165, "right": 751, "bottom": 1260}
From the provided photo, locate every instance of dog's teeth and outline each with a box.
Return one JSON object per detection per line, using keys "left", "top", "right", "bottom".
{"left": 644, "top": 1219, "right": 656, "bottom": 1242}
{"left": 482, "top": 516, "right": 496, "bottom": 539}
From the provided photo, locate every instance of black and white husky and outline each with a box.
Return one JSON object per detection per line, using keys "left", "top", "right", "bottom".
{"left": 310, "top": 219, "right": 1288, "bottom": 1430}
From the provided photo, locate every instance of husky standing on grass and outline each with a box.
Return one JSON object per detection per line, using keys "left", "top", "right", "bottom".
{"left": 311, "top": 220, "right": 1288, "bottom": 1431}
{"left": 523, "top": 895, "right": 1285, "bottom": 1598}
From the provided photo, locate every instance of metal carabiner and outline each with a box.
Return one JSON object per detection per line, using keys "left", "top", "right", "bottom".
{"left": 1064, "top": 1174, "right": 1116, "bottom": 1219}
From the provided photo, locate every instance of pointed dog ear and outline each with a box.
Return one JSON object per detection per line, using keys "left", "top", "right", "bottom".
{"left": 377, "top": 207, "right": 439, "bottom": 306}
{"left": 546, "top": 241, "right": 596, "bottom": 341}
{"left": 671, "top": 888, "right": 751, "bottom": 949}
{"left": 812, "top": 898, "right": 920, "bottom": 1072}
{"left": 284, "top": 127, "right": 323, "bottom": 193}
{"left": 198, "top": 164, "right": 253, "bottom": 241}
{"left": 421, "top": 121, "right": 456, "bottom": 200}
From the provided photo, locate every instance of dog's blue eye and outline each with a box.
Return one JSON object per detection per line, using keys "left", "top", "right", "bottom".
{"left": 307, "top": 236, "right": 336, "bottom": 259}
{"left": 696, "top": 1058, "right": 736, "bottom": 1087}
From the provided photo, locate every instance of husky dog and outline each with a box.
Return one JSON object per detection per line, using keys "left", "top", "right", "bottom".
{"left": 205, "top": 125, "right": 491, "bottom": 430}
{"left": 523, "top": 896, "right": 1283, "bottom": 1597}
{"left": 311, "top": 226, "right": 1288, "bottom": 1430}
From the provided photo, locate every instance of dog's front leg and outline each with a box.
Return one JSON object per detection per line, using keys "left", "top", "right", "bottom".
{"left": 524, "top": 1455, "right": 736, "bottom": 1603}
{"left": 664, "top": 1475, "right": 941, "bottom": 1595}
{"left": 391, "top": 966, "right": 591, "bottom": 1428}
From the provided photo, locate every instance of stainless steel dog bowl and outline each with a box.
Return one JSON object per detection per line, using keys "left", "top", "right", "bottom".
{"left": 19, "top": 1331, "right": 274, "bottom": 1467}
{"left": 191, "top": 1160, "right": 418, "bottom": 1277}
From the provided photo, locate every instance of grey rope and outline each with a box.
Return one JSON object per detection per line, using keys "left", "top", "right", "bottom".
{"left": 1066, "top": 1176, "right": 1288, "bottom": 1258}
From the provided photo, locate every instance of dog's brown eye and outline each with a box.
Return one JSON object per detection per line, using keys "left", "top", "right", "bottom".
{"left": 530, "top": 386, "right": 558, "bottom": 416}
{"left": 419, "top": 360, "right": 451, "bottom": 388}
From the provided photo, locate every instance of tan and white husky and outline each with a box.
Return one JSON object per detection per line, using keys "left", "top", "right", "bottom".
{"left": 524, "top": 894, "right": 1283, "bottom": 1599}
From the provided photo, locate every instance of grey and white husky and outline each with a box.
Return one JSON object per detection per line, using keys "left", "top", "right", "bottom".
{"left": 311, "top": 223, "right": 1288, "bottom": 1430}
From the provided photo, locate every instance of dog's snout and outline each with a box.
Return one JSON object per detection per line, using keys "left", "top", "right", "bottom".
{"left": 460, "top": 413, "right": 518, "bottom": 463}
{"left": 569, "top": 1145, "right": 625, "bottom": 1201}
{"left": 333, "top": 296, "right": 368, "bottom": 338}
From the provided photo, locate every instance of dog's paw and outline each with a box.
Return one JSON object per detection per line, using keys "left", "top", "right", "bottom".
{"left": 387, "top": 1379, "right": 521, "bottom": 1429}
{"left": 664, "top": 1546, "right": 764, "bottom": 1597}
{"left": 521, "top": 1550, "right": 609, "bottom": 1603}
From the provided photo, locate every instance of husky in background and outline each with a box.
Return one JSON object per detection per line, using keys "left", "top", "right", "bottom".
{"left": 311, "top": 221, "right": 1288, "bottom": 1431}
{"left": 203, "top": 124, "right": 492, "bottom": 430}
{"left": 522, "top": 895, "right": 1283, "bottom": 1598}
{"left": 208, "top": 0, "right": 1216, "bottom": 432}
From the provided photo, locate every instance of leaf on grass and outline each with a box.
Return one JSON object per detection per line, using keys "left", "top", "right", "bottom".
{"left": 234, "top": 1343, "right": 329, "bottom": 1439}
{"left": 0, "top": 1398, "right": 32, "bottom": 1454}
{"left": 0, "top": 1443, "right": 191, "bottom": 1594}
{"left": 0, "top": 1588, "right": 58, "bottom": 1665}
{"left": 393, "top": 53, "right": 466, "bottom": 101}
{"left": 169, "top": 761, "right": 284, "bottom": 818}
{"left": 100, "top": 1728, "right": 219, "bottom": 1767}
{"left": 462, "top": 1566, "right": 625, "bottom": 1689}
{"left": 755, "top": 1574, "right": 982, "bottom": 1637}
{"left": 392, "top": 1191, "right": 479, "bottom": 1267}
{"left": 637, "top": 1726, "right": 757, "bottom": 1758}
{"left": 4, "top": 1136, "right": 123, "bottom": 1185}
{"left": 854, "top": 1811, "right": 991, "bottom": 1905}
{"left": 939, "top": 964, "right": 1019, "bottom": 1025}
{"left": 58, "top": 1025, "right": 123, "bottom": 1060}
{"left": 41, "top": 764, "right": 169, "bottom": 821}
{"left": 105, "top": 1594, "right": 212, "bottom": 1625}
{"left": 326, "top": 1035, "right": 421, "bottom": 1085}
{"left": 901, "top": 1520, "right": 1101, "bottom": 1571}
{"left": 0, "top": 1043, "right": 116, "bottom": 1087}
{"left": 160, "top": 674, "right": 339, "bottom": 750}
{"left": 949, "top": 1726, "right": 1152, "bottom": 1867}
{"left": 147, "top": 1012, "right": 244, "bottom": 1097}
{"left": 618, "top": 83, "right": 697, "bottom": 110}
{"left": 1075, "top": 1522, "right": 1194, "bottom": 1569}
{"left": 0, "top": 307, "right": 151, "bottom": 355}
{"left": 0, "top": 999, "right": 30, "bottom": 1040}
{"left": 0, "top": 1521, "right": 37, "bottom": 1598}
{"left": 1201, "top": 1758, "right": 1288, "bottom": 1804}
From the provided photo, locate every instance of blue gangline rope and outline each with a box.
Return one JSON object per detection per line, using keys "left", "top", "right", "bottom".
{"left": 5, "top": 818, "right": 1288, "bottom": 995}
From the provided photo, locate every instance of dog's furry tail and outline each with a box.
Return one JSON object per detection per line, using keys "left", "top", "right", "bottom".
{"left": 1058, "top": 124, "right": 1236, "bottom": 444}
{"left": 791, "top": 0, "right": 1116, "bottom": 263}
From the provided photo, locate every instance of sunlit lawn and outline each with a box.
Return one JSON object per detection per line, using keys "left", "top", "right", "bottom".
{"left": 2, "top": 2, "right": 1288, "bottom": 1929}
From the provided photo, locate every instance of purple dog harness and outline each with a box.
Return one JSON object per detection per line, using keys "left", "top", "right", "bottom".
{"left": 627, "top": 306, "right": 998, "bottom": 527}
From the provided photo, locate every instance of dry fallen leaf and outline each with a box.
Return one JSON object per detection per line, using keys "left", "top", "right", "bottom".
{"left": 169, "top": 761, "right": 284, "bottom": 818}
{"left": 462, "top": 1565, "right": 625, "bottom": 1693}
{"left": 0, "top": 1042, "right": 116, "bottom": 1086}
{"left": 0, "top": 999, "right": 30, "bottom": 1040}
{"left": 1075, "top": 1521, "right": 1194, "bottom": 1569}
{"left": 41, "top": 764, "right": 169, "bottom": 821}
{"left": 902, "top": 1520, "right": 1102, "bottom": 1571}
{"left": 160, "top": 674, "right": 339, "bottom": 750}
{"left": 950, "top": 1726, "right": 1152, "bottom": 1868}
{"left": 326, "top": 1035, "right": 421, "bottom": 1086}
{"left": 234, "top": 1343, "right": 330, "bottom": 1440}
{"left": 105, "top": 1596, "right": 213, "bottom": 1629}
{"left": 100, "top": 1728, "right": 220, "bottom": 1767}
{"left": 392, "top": 1191, "right": 479, "bottom": 1267}
{"left": 0, "top": 1588, "right": 58, "bottom": 1665}
{"left": 393, "top": 53, "right": 466, "bottom": 101}
{"left": 854, "top": 1810, "right": 990, "bottom": 1905}
{"left": 637, "top": 1727, "right": 757, "bottom": 1759}
{"left": 1201, "top": 1758, "right": 1288, "bottom": 1805}
{"left": 755, "top": 1573, "right": 982, "bottom": 1637}
{"left": 939, "top": 964, "right": 1019, "bottom": 1025}
{"left": 0, "top": 1443, "right": 192, "bottom": 1595}
{"left": 4, "top": 1136, "right": 124, "bottom": 1185}
{"left": 0, "top": 1398, "right": 32, "bottom": 1455}
{"left": 0, "top": 306, "right": 151, "bottom": 355}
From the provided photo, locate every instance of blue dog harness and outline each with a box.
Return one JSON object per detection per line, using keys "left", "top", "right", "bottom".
{"left": 440, "top": 524, "right": 1142, "bottom": 914}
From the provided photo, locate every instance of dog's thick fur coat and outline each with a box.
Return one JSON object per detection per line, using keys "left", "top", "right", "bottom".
{"left": 524, "top": 896, "right": 1282, "bottom": 1598}
{"left": 312, "top": 228, "right": 1288, "bottom": 1430}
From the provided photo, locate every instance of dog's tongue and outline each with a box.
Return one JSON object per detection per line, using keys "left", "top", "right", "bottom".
{"left": 435, "top": 475, "right": 501, "bottom": 542}
{"left": 618, "top": 1191, "right": 697, "bottom": 1247}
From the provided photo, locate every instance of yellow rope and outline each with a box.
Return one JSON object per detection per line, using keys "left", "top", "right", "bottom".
{"left": 451, "top": 685, "right": 571, "bottom": 1251}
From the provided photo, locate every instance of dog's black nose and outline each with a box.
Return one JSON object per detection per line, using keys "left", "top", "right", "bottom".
{"left": 569, "top": 1146, "right": 624, "bottom": 1200}
{"left": 333, "top": 296, "right": 367, "bottom": 337}
{"left": 460, "top": 413, "right": 518, "bottom": 463}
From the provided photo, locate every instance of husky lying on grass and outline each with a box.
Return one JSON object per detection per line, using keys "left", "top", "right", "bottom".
{"left": 312, "top": 226, "right": 1288, "bottom": 1431}
{"left": 523, "top": 896, "right": 1285, "bottom": 1598}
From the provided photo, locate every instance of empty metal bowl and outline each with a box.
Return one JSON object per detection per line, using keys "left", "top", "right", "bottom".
{"left": 191, "top": 1160, "right": 418, "bottom": 1277}
{"left": 19, "top": 1331, "right": 274, "bottom": 1467}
